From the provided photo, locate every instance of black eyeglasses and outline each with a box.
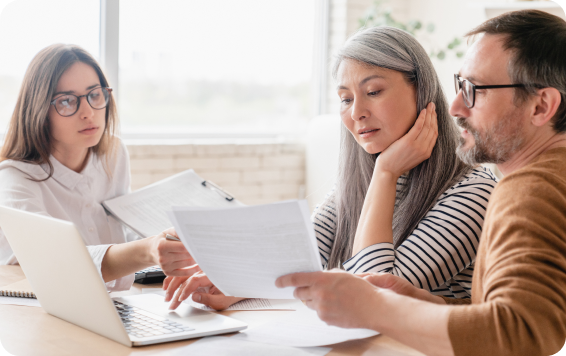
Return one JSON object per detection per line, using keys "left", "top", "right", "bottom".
{"left": 50, "top": 87, "right": 112, "bottom": 117}
{"left": 454, "top": 74, "right": 525, "bottom": 109}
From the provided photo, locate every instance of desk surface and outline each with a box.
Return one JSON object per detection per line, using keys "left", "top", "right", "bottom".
{"left": 0, "top": 266, "right": 424, "bottom": 356}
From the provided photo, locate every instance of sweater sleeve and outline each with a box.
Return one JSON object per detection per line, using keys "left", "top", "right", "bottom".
{"left": 343, "top": 170, "right": 496, "bottom": 296}
{"left": 447, "top": 170, "right": 566, "bottom": 356}
{"left": 311, "top": 190, "right": 337, "bottom": 269}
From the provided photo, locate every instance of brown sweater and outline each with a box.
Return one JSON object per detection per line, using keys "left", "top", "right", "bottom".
{"left": 445, "top": 148, "right": 566, "bottom": 356}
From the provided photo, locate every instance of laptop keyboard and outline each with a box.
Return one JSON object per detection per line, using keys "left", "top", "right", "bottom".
{"left": 114, "top": 301, "right": 195, "bottom": 339}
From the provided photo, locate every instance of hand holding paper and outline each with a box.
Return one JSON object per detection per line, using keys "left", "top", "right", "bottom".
{"left": 167, "top": 200, "right": 322, "bottom": 299}
{"left": 276, "top": 269, "right": 386, "bottom": 330}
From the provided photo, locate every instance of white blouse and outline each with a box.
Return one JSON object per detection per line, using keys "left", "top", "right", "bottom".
{"left": 0, "top": 139, "right": 139, "bottom": 291}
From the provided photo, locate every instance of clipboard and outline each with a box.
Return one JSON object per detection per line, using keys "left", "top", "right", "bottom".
{"left": 103, "top": 169, "right": 243, "bottom": 238}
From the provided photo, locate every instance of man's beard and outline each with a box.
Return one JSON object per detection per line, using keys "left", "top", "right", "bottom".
{"left": 455, "top": 112, "right": 525, "bottom": 166}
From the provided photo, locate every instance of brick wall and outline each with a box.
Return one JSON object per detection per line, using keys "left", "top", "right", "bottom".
{"left": 126, "top": 141, "right": 306, "bottom": 205}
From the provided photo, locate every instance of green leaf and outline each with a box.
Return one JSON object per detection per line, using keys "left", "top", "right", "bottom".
{"left": 427, "top": 23, "right": 435, "bottom": 33}
{"left": 437, "top": 51, "right": 446, "bottom": 60}
{"left": 456, "top": 51, "right": 464, "bottom": 58}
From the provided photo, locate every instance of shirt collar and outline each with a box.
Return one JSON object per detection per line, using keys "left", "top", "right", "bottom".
{"left": 41, "top": 153, "right": 93, "bottom": 190}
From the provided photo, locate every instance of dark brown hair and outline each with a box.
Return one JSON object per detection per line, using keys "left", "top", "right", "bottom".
{"left": 466, "top": 10, "right": 566, "bottom": 133}
{"left": 0, "top": 44, "right": 119, "bottom": 179}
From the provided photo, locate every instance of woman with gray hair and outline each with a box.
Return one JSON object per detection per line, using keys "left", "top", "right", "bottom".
{"left": 313, "top": 26, "right": 497, "bottom": 299}
{"left": 166, "top": 26, "right": 498, "bottom": 310}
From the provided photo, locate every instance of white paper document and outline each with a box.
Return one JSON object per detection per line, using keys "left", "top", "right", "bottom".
{"left": 167, "top": 200, "right": 322, "bottom": 299}
{"left": 103, "top": 169, "right": 242, "bottom": 237}
{"left": 187, "top": 298, "right": 303, "bottom": 311}
{"left": 170, "top": 336, "right": 331, "bottom": 356}
{"left": 233, "top": 305, "right": 379, "bottom": 347}
{"left": 141, "top": 288, "right": 303, "bottom": 311}
{"left": 0, "top": 297, "right": 41, "bottom": 307}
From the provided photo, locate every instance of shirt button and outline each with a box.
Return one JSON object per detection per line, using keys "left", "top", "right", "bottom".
{"left": 88, "top": 227, "right": 95, "bottom": 232}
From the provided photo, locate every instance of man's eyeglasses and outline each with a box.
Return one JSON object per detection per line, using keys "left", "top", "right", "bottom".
{"left": 454, "top": 74, "right": 525, "bottom": 109}
{"left": 50, "top": 87, "right": 112, "bottom": 117}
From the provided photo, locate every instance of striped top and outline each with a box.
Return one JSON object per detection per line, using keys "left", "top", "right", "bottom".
{"left": 313, "top": 166, "right": 498, "bottom": 299}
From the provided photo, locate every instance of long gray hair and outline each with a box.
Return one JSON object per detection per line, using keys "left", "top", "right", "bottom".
{"left": 327, "top": 26, "right": 471, "bottom": 269}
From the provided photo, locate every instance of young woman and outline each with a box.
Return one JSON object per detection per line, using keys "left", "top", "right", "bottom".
{"left": 165, "top": 26, "right": 498, "bottom": 309}
{"left": 0, "top": 44, "right": 193, "bottom": 291}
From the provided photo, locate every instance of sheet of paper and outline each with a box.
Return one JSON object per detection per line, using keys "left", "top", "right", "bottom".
{"left": 141, "top": 288, "right": 302, "bottom": 311}
{"left": 232, "top": 305, "right": 379, "bottom": 347}
{"left": 103, "top": 169, "right": 243, "bottom": 237}
{"left": 168, "top": 200, "right": 322, "bottom": 299}
{"left": 186, "top": 298, "right": 303, "bottom": 311}
{"left": 0, "top": 296, "right": 41, "bottom": 307}
{"left": 169, "top": 336, "right": 331, "bottom": 356}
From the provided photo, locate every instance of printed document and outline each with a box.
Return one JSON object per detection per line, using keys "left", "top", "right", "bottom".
{"left": 103, "top": 169, "right": 242, "bottom": 237}
{"left": 141, "top": 289, "right": 301, "bottom": 311}
{"left": 186, "top": 298, "right": 302, "bottom": 311}
{"left": 170, "top": 336, "right": 331, "bottom": 356}
{"left": 232, "top": 304, "right": 379, "bottom": 347}
{"left": 167, "top": 200, "right": 322, "bottom": 299}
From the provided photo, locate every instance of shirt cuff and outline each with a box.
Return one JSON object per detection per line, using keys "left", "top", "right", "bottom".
{"left": 343, "top": 242, "right": 395, "bottom": 273}
{"left": 86, "top": 244, "right": 135, "bottom": 292}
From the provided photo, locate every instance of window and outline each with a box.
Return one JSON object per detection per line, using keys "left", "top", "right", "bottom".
{"left": 0, "top": 0, "right": 316, "bottom": 138}
{"left": 0, "top": 0, "right": 100, "bottom": 131}
{"left": 119, "top": 0, "right": 316, "bottom": 136}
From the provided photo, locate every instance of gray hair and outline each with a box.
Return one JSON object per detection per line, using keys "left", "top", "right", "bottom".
{"left": 327, "top": 26, "right": 471, "bottom": 269}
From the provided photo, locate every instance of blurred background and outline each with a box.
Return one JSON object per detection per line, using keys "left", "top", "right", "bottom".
{"left": 0, "top": 0, "right": 564, "bottom": 207}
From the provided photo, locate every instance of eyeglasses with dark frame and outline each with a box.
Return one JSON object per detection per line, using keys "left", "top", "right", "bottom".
{"left": 50, "top": 87, "right": 113, "bottom": 117}
{"left": 454, "top": 74, "right": 525, "bottom": 109}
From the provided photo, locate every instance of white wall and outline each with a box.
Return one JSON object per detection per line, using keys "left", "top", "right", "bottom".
{"left": 127, "top": 140, "right": 305, "bottom": 205}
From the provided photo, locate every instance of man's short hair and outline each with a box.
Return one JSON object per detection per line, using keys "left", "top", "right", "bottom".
{"left": 466, "top": 10, "right": 566, "bottom": 133}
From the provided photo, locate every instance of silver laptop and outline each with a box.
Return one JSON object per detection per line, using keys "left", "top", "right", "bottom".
{"left": 0, "top": 206, "right": 247, "bottom": 347}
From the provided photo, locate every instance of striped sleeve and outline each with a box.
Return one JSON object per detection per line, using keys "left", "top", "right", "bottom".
{"left": 343, "top": 167, "right": 498, "bottom": 298}
{"left": 312, "top": 189, "right": 337, "bottom": 269}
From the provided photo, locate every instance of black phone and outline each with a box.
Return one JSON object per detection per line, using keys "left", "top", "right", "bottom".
{"left": 134, "top": 266, "right": 166, "bottom": 284}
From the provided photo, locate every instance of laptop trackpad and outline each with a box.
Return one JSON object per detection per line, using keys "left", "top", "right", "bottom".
{"left": 114, "top": 294, "right": 212, "bottom": 319}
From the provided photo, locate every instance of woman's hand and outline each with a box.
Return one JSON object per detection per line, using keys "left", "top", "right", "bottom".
{"left": 375, "top": 102, "right": 438, "bottom": 178}
{"left": 148, "top": 227, "right": 201, "bottom": 277}
{"left": 351, "top": 103, "right": 437, "bottom": 253}
{"left": 164, "top": 272, "right": 245, "bottom": 310}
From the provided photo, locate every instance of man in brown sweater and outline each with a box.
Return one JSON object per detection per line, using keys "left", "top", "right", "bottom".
{"left": 277, "top": 10, "right": 566, "bottom": 356}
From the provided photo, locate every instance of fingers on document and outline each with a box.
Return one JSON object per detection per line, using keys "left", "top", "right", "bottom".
{"left": 195, "top": 294, "right": 240, "bottom": 311}
{"left": 178, "top": 273, "right": 212, "bottom": 301}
